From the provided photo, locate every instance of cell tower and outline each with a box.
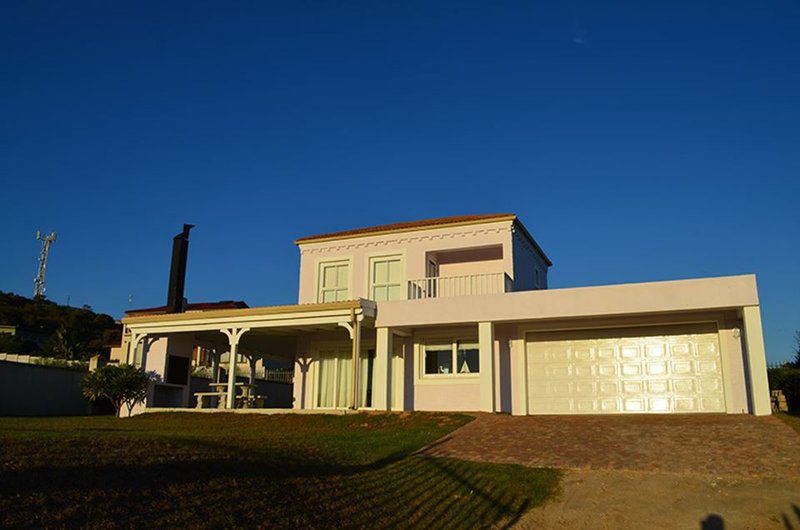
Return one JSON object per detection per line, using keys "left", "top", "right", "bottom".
{"left": 33, "top": 230, "right": 56, "bottom": 299}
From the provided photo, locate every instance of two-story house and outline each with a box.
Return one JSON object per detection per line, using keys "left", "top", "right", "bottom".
{"left": 121, "top": 214, "right": 771, "bottom": 417}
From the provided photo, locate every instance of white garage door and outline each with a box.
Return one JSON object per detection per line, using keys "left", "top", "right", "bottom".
{"left": 526, "top": 323, "right": 726, "bottom": 414}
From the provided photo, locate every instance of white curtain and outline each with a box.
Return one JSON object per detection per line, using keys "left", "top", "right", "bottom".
{"left": 337, "top": 355, "right": 353, "bottom": 408}
{"left": 317, "top": 352, "right": 336, "bottom": 408}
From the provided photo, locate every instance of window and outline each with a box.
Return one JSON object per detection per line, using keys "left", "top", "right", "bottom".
{"left": 423, "top": 339, "right": 479, "bottom": 376}
{"left": 133, "top": 341, "right": 144, "bottom": 367}
{"left": 318, "top": 261, "right": 350, "bottom": 302}
{"left": 457, "top": 342, "right": 479, "bottom": 374}
{"left": 370, "top": 256, "right": 403, "bottom": 301}
{"left": 424, "top": 343, "right": 453, "bottom": 374}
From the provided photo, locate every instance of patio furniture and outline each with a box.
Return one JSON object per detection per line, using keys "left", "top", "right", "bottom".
{"left": 201, "top": 382, "right": 257, "bottom": 409}
{"left": 194, "top": 391, "right": 227, "bottom": 409}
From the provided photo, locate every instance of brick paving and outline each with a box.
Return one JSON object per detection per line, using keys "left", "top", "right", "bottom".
{"left": 420, "top": 413, "right": 800, "bottom": 477}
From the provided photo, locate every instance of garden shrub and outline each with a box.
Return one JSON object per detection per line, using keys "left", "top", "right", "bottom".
{"left": 768, "top": 366, "right": 800, "bottom": 414}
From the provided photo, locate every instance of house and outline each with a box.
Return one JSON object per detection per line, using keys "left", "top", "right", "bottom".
{"left": 121, "top": 214, "right": 770, "bottom": 416}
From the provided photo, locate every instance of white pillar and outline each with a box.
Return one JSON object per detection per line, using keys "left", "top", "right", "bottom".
{"left": 211, "top": 349, "right": 221, "bottom": 383}
{"left": 374, "top": 327, "right": 392, "bottom": 410}
{"left": 742, "top": 306, "right": 771, "bottom": 416}
{"left": 248, "top": 355, "right": 257, "bottom": 384}
{"left": 222, "top": 328, "right": 249, "bottom": 409}
{"left": 350, "top": 318, "right": 361, "bottom": 409}
{"left": 479, "top": 322, "right": 495, "bottom": 413}
{"left": 511, "top": 337, "right": 528, "bottom": 416}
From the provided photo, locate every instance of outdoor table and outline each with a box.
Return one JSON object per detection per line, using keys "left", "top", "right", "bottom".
{"left": 206, "top": 382, "right": 257, "bottom": 408}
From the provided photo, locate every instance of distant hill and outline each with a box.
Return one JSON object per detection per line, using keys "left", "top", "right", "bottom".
{"left": 0, "top": 291, "right": 120, "bottom": 360}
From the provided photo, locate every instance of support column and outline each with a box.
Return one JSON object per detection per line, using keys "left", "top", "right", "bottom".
{"left": 374, "top": 327, "right": 392, "bottom": 410}
{"left": 211, "top": 348, "right": 221, "bottom": 383}
{"left": 248, "top": 354, "right": 257, "bottom": 384}
{"left": 350, "top": 318, "right": 361, "bottom": 409}
{"left": 479, "top": 322, "right": 495, "bottom": 413}
{"left": 221, "top": 328, "right": 249, "bottom": 409}
{"left": 511, "top": 337, "right": 528, "bottom": 416}
{"left": 742, "top": 306, "right": 771, "bottom": 416}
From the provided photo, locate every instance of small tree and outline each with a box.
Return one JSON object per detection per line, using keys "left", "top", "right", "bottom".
{"left": 82, "top": 364, "right": 151, "bottom": 416}
{"left": 791, "top": 330, "right": 800, "bottom": 368}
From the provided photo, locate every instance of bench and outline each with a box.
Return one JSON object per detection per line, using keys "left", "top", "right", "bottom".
{"left": 195, "top": 391, "right": 228, "bottom": 409}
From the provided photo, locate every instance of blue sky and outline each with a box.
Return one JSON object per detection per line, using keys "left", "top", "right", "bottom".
{"left": 1, "top": 1, "right": 798, "bottom": 363}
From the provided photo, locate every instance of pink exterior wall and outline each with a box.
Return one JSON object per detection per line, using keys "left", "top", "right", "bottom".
{"left": 296, "top": 220, "right": 517, "bottom": 303}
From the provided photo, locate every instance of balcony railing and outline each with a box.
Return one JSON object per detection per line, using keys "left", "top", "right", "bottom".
{"left": 407, "top": 272, "right": 511, "bottom": 300}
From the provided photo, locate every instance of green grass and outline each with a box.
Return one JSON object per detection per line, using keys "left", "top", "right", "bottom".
{"left": 0, "top": 412, "right": 560, "bottom": 528}
{"left": 776, "top": 412, "right": 800, "bottom": 435}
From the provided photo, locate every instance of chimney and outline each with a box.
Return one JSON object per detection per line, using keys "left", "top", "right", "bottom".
{"left": 166, "top": 224, "right": 194, "bottom": 313}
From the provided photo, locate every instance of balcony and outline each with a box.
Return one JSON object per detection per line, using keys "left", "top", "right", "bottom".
{"left": 407, "top": 272, "right": 512, "bottom": 300}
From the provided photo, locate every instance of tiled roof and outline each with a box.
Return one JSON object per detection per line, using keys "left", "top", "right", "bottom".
{"left": 126, "top": 300, "right": 249, "bottom": 316}
{"left": 294, "top": 213, "right": 516, "bottom": 244}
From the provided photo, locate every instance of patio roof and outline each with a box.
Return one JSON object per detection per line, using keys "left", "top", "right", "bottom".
{"left": 123, "top": 299, "right": 376, "bottom": 335}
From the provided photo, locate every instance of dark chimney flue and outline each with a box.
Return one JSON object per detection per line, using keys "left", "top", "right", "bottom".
{"left": 166, "top": 224, "right": 194, "bottom": 313}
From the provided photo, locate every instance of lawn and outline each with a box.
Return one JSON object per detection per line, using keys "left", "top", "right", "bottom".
{"left": 0, "top": 412, "right": 560, "bottom": 528}
{"left": 776, "top": 412, "right": 800, "bottom": 435}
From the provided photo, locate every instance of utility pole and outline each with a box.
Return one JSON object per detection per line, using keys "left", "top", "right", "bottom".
{"left": 33, "top": 230, "right": 56, "bottom": 299}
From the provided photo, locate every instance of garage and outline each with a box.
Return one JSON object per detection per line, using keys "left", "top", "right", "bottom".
{"left": 526, "top": 323, "right": 726, "bottom": 414}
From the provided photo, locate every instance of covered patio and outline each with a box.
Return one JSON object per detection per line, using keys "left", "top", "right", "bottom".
{"left": 122, "top": 299, "right": 379, "bottom": 414}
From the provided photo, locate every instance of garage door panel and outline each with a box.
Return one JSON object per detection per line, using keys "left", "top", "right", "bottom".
{"left": 527, "top": 325, "right": 725, "bottom": 415}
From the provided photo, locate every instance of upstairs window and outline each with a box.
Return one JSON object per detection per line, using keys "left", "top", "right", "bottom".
{"left": 318, "top": 260, "right": 350, "bottom": 302}
{"left": 370, "top": 255, "right": 403, "bottom": 301}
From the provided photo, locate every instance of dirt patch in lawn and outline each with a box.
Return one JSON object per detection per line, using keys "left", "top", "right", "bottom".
{"left": 516, "top": 469, "right": 800, "bottom": 529}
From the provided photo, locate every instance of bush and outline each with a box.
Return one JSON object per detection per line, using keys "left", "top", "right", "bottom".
{"left": 768, "top": 366, "right": 800, "bottom": 414}
{"left": 82, "top": 364, "right": 152, "bottom": 416}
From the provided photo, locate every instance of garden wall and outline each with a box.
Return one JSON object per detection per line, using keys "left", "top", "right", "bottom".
{"left": 0, "top": 360, "right": 92, "bottom": 416}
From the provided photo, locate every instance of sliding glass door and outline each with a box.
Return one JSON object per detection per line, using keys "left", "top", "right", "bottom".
{"left": 317, "top": 349, "right": 354, "bottom": 409}
{"left": 317, "top": 348, "right": 377, "bottom": 409}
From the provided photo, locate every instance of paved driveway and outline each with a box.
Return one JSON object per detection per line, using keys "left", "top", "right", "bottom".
{"left": 421, "top": 413, "right": 800, "bottom": 477}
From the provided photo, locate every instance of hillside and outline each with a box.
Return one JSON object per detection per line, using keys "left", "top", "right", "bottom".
{"left": 0, "top": 291, "right": 120, "bottom": 360}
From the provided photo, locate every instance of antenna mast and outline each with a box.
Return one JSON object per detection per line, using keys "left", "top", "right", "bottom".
{"left": 33, "top": 230, "right": 56, "bottom": 299}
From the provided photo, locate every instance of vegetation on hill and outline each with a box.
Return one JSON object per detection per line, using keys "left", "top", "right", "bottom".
{"left": 0, "top": 291, "right": 120, "bottom": 360}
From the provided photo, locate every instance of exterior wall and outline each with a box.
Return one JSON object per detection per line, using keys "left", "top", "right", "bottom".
{"left": 0, "top": 361, "right": 92, "bottom": 416}
{"left": 375, "top": 275, "right": 760, "bottom": 328}
{"left": 511, "top": 229, "right": 549, "bottom": 290}
{"left": 373, "top": 275, "right": 762, "bottom": 415}
{"left": 435, "top": 246, "right": 505, "bottom": 278}
{"left": 297, "top": 220, "right": 517, "bottom": 303}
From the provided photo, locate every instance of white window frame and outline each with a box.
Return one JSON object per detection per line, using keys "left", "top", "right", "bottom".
{"left": 366, "top": 253, "right": 406, "bottom": 302}
{"left": 316, "top": 258, "right": 352, "bottom": 303}
{"left": 419, "top": 338, "right": 480, "bottom": 380}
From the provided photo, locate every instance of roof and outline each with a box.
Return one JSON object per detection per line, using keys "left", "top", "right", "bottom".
{"left": 294, "top": 213, "right": 552, "bottom": 266}
{"left": 126, "top": 300, "right": 249, "bottom": 316}
{"left": 295, "top": 213, "right": 515, "bottom": 244}
{"left": 123, "top": 299, "right": 372, "bottom": 324}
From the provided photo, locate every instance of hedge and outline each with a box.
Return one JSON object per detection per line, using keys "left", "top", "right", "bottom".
{"left": 768, "top": 366, "right": 800, "bottom": 414}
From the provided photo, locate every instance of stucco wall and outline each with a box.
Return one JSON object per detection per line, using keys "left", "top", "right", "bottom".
{"left": 511, "top": 229, "right": 549, "bottom": 291}
{"left": 0, "top": 361, "right": 92, "bottom": 416}
{"left": 375, "top": 275, "right": 760, "bottom": 328}
{"left": 296, "top": 220, "right": 516, "bottom": 303}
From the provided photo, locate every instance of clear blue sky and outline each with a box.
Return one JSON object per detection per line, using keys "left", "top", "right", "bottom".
{"left": 1, "top": 1, "right": 798, "bottom": 363}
